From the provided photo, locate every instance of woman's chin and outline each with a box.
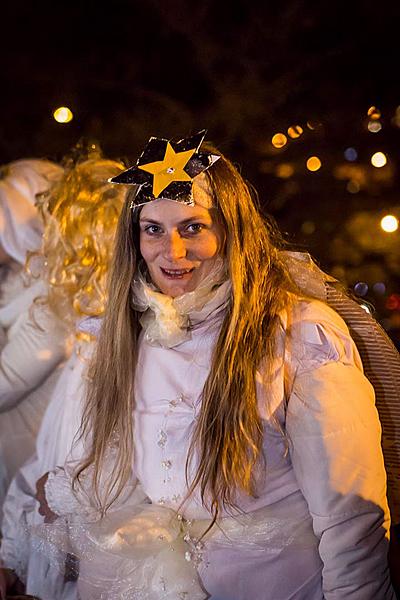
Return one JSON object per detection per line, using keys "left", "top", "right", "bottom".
{"left": 160, "top": 282, "right": 192, "bottom": 298}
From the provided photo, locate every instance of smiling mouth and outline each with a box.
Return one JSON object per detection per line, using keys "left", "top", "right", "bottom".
{"left": 160, "top": 267, "right": 194, "bottom": 279}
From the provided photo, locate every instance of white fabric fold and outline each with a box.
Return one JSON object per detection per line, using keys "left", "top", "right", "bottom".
{"left": 0, "top": 159, "right": 63, "bottom": 264}
{"left": 131, "top": 258, "right": 230, "bottom": 348}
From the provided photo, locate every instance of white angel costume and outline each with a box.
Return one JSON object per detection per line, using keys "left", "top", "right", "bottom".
{"left": 35, "top": 261, "right": 395, "bottom": 600}
{"left": 0, "top": 334, "right": 94, "bottom": 600}
{"left": 0, "top": 159, "right": 69, "bottom": 510}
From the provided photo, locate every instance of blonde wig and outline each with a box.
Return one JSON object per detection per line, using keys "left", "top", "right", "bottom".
{"left": 76, "top": 144, "right": 303, "bottom": 517}
{"left": 34, "top": 158, "right": 127, "bottom": 330}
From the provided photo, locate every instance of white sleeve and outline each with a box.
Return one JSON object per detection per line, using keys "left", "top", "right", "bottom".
{"left": 45, "top": 465, "right": 87, "bottom": 516}
{"left": 0, "top": 454, "right": 40, "bottom": 579}
{"left": 45, "top": 448, "right": 138, "bottom": 518}
{"left": 0, "top": 303, "right": 68, "bottom": 411}
{"left": 286, "top": 306, "right": 394, "bottom": 599}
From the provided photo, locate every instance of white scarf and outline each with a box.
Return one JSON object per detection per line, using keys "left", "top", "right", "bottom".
{"left": 131, "top": 258, "right": 231, "bottom": 348}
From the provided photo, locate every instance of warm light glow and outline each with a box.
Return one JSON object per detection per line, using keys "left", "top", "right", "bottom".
{"left": 271, "top": 133, "right": 287, "bottom": 148}
{"left": 306, "top": 156, "right": 321, "bottom": 172}
{"left": 380, "top": 215, "right": 399, "bottom": 233}
{"left": 347, "top": 180, "right": 360, "bottom": 193}
{"left": 371, "top": 151, "right": 387, "bottom": 168}
{"left": 392, "top": 106, "right": 400, "bottom": 128}
{"left": 276, "top": 163, "right": 294, "bottom": 178}
{"left": 367, "top": 106, "right": 381, "bottom": 120}
{"left": 306, "top": 120, "right": 322, "bottom": 130}
{"left": 53, "top": 106, "right": 73, "bottom": 123}
{"left": 367, "top": 120, "right": 382, "bottom": 133}
{"left": 287, "top": 125, "right": 303, "bottom": 139}
{"left": 301, "top": 221, "right": 316, "bottom": 234}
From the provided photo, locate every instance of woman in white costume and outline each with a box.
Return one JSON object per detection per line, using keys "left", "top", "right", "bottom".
{"left": 0, "top": 155, "right": 127, "bottom": 600}
{"left": 36, "top": 131, "right": 394, "bottom": 599}
{"left": 0, "top": 159, "right": 67, "bottom": 510}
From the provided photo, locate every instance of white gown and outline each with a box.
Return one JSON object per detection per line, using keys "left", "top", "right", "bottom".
{"left": 41, "top": 294, "right": 394, "bottom": 599}
{"left": 0, "top": 157, "right": 66, "bottom": 511}
{"left": 0, "top": 263, "right": 68, "bottom": 509}
{"left": 0, "top": 338, "right": 93, "bottom": 600}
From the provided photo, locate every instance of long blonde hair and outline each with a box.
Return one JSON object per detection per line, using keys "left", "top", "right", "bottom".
{"left": 33, "top": 157, "right": 127, "bottom": 329}
{"left": 76, "top": 144, "right": 300, "bottom": 516}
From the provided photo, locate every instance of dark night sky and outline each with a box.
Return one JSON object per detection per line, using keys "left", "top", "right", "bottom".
{"left": 2, "top": 1, "right": 400, "bottom": 161}
{"left": 1, "top": 0, "right": 400, "bottom": 339}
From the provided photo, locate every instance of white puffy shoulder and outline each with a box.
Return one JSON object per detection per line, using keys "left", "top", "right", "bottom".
{"left": 284, "top": 298, "right": 363, "bottom": 376}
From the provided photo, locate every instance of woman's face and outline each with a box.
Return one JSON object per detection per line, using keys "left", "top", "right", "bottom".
{"left": 139, "top": 192, "right": 223, "bottom": 298}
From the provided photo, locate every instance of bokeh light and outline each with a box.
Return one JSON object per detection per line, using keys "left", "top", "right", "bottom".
{"left": 306, "top": 156, "right": 321, "bottom": 171}
{"left": 367, "top": 120, "right": 382, "bottom": 133}
{"left": 271, "top": 133, "right": 287, "bottom": 148}
{"left": 392, "top": 106, "right": 400, "bottom": 128}
{"left": 53, "top": 106, "right": 73, "bottom": 123}
{"left": 354, "top": 282, "right": 369, "bottom": 296}
{"left": 380, "top": 214, "right": 399, "bottom": 233}
{"left": 373, "top": 282, "right": 386, "bottom": 295}
{"left": 344, "top": 147, "right": 358, "bottom": 161}
{"left": 367, "top": 106, "right": 381, "bottom": 120}
{"left": 301, "top": 221, "right": 316, "bottom": 234}
{"left": 386, "top": 294, "right": 400, "bottom": 310}
{"left": 347, "top": 180, "right": 360, "bottom": 193}
{"left": 276, "top": 163, "right": 294, "bottom": 178}
{"left": 371, "top": 151, "right": 387, "bottom": 168}
{"left": 287, "top": 125, "right": 303, "bottom": 139}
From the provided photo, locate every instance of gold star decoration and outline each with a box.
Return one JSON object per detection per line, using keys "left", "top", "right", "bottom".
{"left": 138, "top": 142, "right": 196, "bottom": 198}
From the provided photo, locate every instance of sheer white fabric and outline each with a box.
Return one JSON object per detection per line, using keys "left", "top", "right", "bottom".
{"left": 0, "top": 159, "right": 68, "bottom": 510}
{"left": 0, "top": 265, "right": 69, "bottom": 511}
{"left": 0, "top": 340, "right": 93, "bottom": 599}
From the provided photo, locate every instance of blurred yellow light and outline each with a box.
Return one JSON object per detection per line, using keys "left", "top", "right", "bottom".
{"left": 301, "top": 221, "right": 316, "bottom": 234}
{"left": 367, "top": 106, "right": 381, "bottom": 120}
{"left": 53, "top": 106, "right": 73, "bottom": 123}
{"left": 271, "top": 133, "right": 287, "bottom": 148}
{"left": 287, "top": 125, "right": 303, "bottom": 139}
{"left": 380, "top": 215, "right": 399, "bottom": 233}
{"left": 306, "top": 156, "right": 321, "bottom": 172}
{"left": 367, "top": 120, "right": 382, "bottom": 133}
{"left": 347, "top": 180, "right": 360, "bottom": 193}
{"left": 371, "top": 151, "right": 387, "bottom": 168}
{"left": 276, "top": 163, "right": 294, "bottom": 178}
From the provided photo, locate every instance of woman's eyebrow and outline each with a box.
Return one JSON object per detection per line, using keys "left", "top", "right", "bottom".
{"left": 139, "top": 215, "right": 211, "bottom": 226}
{"left": 139, "top": 218, "right": 161, "bottom": 225}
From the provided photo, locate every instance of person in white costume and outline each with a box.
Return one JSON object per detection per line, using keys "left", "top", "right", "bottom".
{"left": 0, "top": 159, "right": 67, "bottom": 511}
{"left": 34, "top": 131, "right": 395, "bottom": 599}
{"left": 0, "top": 154, "right": 128, "bottom": 600}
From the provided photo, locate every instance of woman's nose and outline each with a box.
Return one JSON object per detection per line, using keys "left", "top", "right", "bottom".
{"left": 163, "top": 231, "right": 187, "bottom": 260}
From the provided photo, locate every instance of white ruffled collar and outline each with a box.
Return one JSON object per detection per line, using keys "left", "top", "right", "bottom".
{"left": 132, "top": 260, "right": 231, "bottom": 348}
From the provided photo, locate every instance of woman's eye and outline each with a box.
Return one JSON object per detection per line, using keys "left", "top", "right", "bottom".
{"left": 144, "top": 225, "right": 162, "bottom": 235}
{"left": 186, "top": 223, "right": 204, "bottom": 234}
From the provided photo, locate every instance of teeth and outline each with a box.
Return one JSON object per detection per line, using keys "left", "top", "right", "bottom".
{"left": 163, "top": 268, "right": 192, "bottom": 275}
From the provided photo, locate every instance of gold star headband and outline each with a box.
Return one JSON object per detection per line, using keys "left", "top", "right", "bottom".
{"left": 109, "top": 129, "right": 220, "bottom": 206}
